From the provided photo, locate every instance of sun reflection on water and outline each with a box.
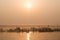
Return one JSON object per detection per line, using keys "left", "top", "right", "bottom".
{"left": 27, "top": 32, "right": 31, "bottom": 40}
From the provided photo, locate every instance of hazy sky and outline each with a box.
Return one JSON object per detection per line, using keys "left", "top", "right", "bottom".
{"left": 0, "top": 0, "right": 60, "bottom": 25}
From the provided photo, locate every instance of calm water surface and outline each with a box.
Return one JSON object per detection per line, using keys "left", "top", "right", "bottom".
{"left": 0, "top": 32, "right": 60, "bottom": 40}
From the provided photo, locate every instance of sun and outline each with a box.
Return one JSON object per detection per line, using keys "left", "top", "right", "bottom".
{"left": 26, "top": 3, "right": 31, "bottom": 8}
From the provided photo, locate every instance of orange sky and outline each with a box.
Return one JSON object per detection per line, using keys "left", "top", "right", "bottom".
{"left": 0, "top": 0, "right": 60, "bottom": 25}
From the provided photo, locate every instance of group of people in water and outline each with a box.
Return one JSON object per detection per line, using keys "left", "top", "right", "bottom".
{"left": 0, "top": 27, "right": 60, "bottom": 33}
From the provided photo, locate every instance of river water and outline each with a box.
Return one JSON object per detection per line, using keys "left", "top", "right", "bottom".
{"left": 0, "top": 32, "right": 60, "bottom": 40}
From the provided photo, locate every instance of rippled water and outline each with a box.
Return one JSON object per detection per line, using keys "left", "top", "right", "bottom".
{"left": 0, "top": 32, "right": 60, "bottom": 40}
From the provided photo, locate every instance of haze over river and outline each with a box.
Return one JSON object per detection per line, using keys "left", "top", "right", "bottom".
{"left": 0, "top": 32, "right": 60, "bottom": 40}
